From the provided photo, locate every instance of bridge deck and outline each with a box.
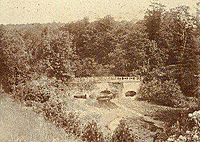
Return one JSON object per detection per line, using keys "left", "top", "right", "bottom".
{"left": 69, "top": 76, "right": 142, "bottom": 83}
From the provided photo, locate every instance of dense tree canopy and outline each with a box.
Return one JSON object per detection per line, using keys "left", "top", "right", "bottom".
{"left": 0, "top": 3, "right": 199, "bottom": 98}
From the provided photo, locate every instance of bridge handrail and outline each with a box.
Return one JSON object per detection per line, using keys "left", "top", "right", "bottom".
{"left": 71, "top": 76, "right": 142, "bottom": 83}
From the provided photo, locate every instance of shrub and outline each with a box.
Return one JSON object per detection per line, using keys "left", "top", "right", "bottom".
{"left": 166, "top": 127, "right": 200, "bottom": 142}
{"left": 137, "top": 78, "right": 186, "bottom": 107}
{"left": 189, "top": 111, "right": 200, "bottom": 127}
{"left": 13, "top": 78, "right": 51, "bottom": 105}
{"left": 81, "top": 120, "right": 105, "bottom": 142}
{"left": 111, "top": 119, "right": 138, "bottom": 142}
{"left": 38, "top": 99, "right": 81, "bottom": 137}
{"left": 37, "top": 92, "right": 81, "bottom": 137}
{"left": 41, "top": 103, "right": 81, "bottom": 136}
{"left": 62, "top": 112, "right": 81, "bottom": 136}
{"left": 13, "top": 76, "right": 67, "bottom": 105}
{"left": 13, "top": 76, "right": 82, "bottom": 137}
{"left": 165, "top": 111, "right": 200, "bottom": 142}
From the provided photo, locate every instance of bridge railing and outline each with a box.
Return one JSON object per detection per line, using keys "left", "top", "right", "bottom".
{"left": 71, "top": 76, "right": 142, "bottom": 83}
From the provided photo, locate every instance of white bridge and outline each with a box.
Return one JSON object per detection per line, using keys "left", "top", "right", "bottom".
{"left": 70, "top": 76, "right": 141, "bottom": 83}
{"left": 70, "top": 76, "right": 142, "bottom": 97}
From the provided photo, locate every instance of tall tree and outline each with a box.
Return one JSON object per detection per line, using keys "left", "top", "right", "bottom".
{"left": 144, "top": 2, "right": 169, "bottom": 76}
{"left": 161, "top": 6, "right": 199, "bottom": 96}
{"left": 35, "top": 28, "right": 75, "bottom": 81}
{"left": 145, "top": 1, "right": 165, "bottom": 41}
{"left": 0, "top": 27, "right": 30, "bottom": 92}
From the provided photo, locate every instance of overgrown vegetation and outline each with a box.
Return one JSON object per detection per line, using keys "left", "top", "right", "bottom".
{"left": 1, "top": 3, "right": 199, "bottom": 101}
{"left": 138, "top": 78, "right": 187, "bottom": 107}
{"left": 164, "top": 111, "right": 200, "bottom": 141}
{"left": 81, "top": 120, "right": 105, "bottom": 142}
{"left": 0, "top": 1, "right": 200, "bottom": 142}
{"left": 111, "top": 119, "right": 138, "bottom": 142}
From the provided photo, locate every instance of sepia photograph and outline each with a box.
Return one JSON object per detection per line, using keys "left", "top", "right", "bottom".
{"left": 0, "top": 0, "right": 200, "bottom": 141}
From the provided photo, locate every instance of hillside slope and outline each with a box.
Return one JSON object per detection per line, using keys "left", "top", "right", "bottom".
{"left": 0, "top": 94, "right": 81, "bottom": 142}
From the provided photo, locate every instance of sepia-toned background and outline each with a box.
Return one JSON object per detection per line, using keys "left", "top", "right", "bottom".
{"left": 0, "top": 0, "right": 197, "bottom": 24}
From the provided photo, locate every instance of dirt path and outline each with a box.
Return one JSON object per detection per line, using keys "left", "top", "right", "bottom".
{"left": 105, "top": 98, "right": 165, "bottom": 132}
{"left": 0, "top": 94, "right": 81, "bottom": 142}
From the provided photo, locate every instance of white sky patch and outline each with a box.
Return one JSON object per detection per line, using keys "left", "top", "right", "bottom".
{"left": 0, "top": 0, "right": 197, "bottom": 24}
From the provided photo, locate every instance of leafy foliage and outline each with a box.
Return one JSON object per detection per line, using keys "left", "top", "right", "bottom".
{"left": 165, "top": 111, "right": 200, "bottom": 142}
{"left": 1, "top": 5, "right": 199, "bottom": 97}
{"left": 138, "top": 78, "right": 186, "bottom": 107}
{"left": 145, "top": 3, "right": 199, "bottom": 97}
{"left": 111, "top": 119, "right": 138, "bottom": 142}
{"left": 0, "top": 2, "right": 200, "bottom": 141}
{"left": 81, "top": 120, "right": 105, "bottom": 142}
{"left": 35, "top": 28, "right": 75, "bottom": 81}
